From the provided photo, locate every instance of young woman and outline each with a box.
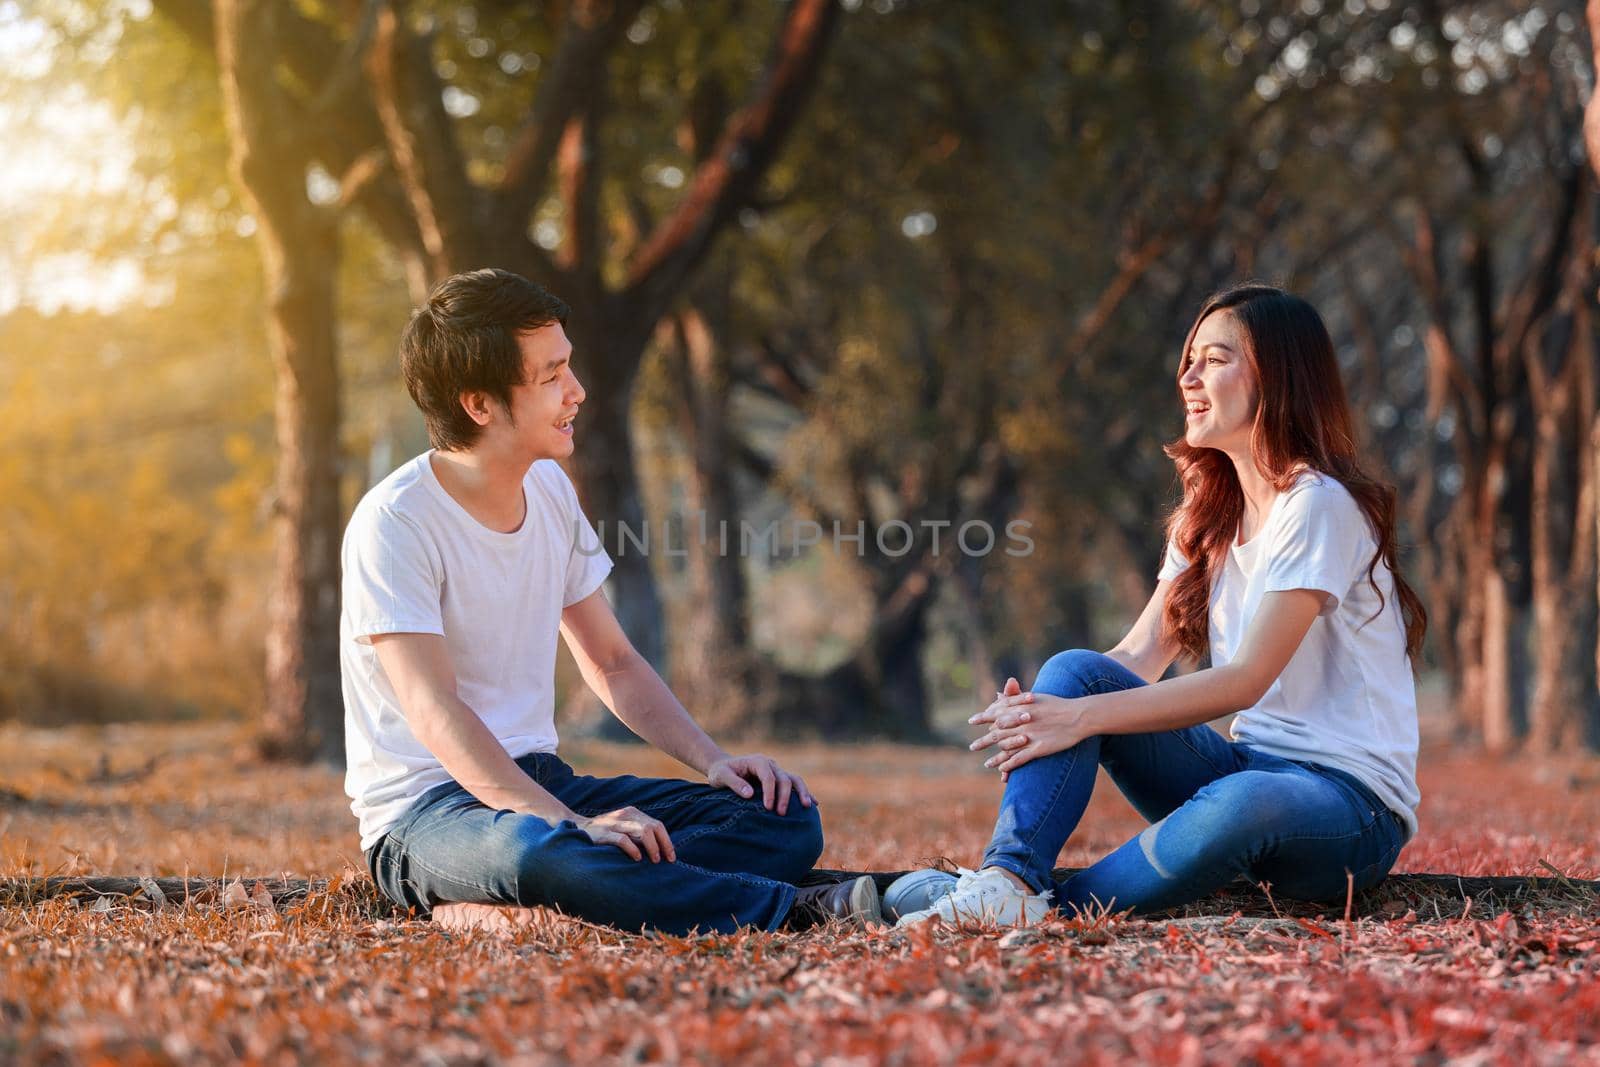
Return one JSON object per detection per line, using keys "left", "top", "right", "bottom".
{"left": 897, "top": 284, "right": 1426, "bottom": 925}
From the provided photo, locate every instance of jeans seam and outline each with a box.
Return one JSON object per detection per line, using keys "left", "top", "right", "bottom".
{"left": 1259, "top": 828, "right": 1401, "bottom": 896}
{"left": 1176, "top": 737, "right": 1238, "bottom": 778}
{"left": 1262, "top": 825, "right": 1377, "bottom": 846}
{"left": 564, "top": 794, "right": 738, "bottom": 820}
{"left": 638, "top": 798, "right": 702, "bottom": 815}
{"left": 637, "top": 791, "right": 744, "bottom": 820}
{"left": 1350, "top": 837, "right": 1404, "bottom": 887}
{"left": 407, "top": 848, "right": 499, "bottom": 900}
{"left": 998, "top": 664, "right": 1137, "bottom": 885}
{"left": 374, "top": 850, "right": 403, "bottom": 904}
{"left": 561, "top": 781, "right": 740, "bottom": 821}
{"left": 562, "top": 796, "right": 757, "bottom": 849}
{"left": 670, "top": 857, "right": 785, "bottom": 892}
{"left": 669, "top": 802, "right": 757, "bottom": 849}
{"left": 996, "top": 734, "right": 1088, "bottom": 893}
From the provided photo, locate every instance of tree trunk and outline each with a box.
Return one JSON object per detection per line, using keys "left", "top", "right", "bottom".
{"left": 768, "top": 600, "right": 935, "bottom": 741}
{"left": 1528, "top": 400, "right": 1576, "bottom": 750}
{"left": 1475, "top": 401, "right": 1521, "bottom": 752}
{"left": 1454, "top": 516, "right": 1488, "bottom": 743}
{"left": 669, "top": 307, "right": 759, "bottom": 734}
{"left": 563, "top": 318, "right": 666, "bottom": 688}
{"left": 1593, "top": 409, "right": 1600, "bottom": 748}
{"left": 1527, "top": 305, "right": 1583, "bottom": 750}
{"left": 1583, "top": 0, "right": 1600, "bottom": 749}
{"left": 259, "top": 236, "right": 344, "bottom": 764}
{"left": 952, "top": 556, "right": 1000, "bottom": 704}
{"left": 1481, "top": 556, "right": 1515, "bottom": 754}
{"left": 215, "top": 0, "right": 344, "bottom": 764}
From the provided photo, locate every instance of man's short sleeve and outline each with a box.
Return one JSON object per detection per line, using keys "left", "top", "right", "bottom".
{"left": 1157, "top": 538, "right": 1189, "bottom": 582}
{"left": 550, "top": 467, "right": 614, "bottom": 607}
{"left": 1263, "top": 482, "right": 1369, "bottom": 617}
{"left": 342, "top": 505, "right": 446, "bottom": 644}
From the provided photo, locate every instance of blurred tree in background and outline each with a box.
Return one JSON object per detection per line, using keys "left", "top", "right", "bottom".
{"left": 2, "top": 0, "right": 1597, "bottom": 758}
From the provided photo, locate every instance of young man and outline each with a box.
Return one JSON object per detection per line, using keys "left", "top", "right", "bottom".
{"left": 343, "top": 268, "right": 880, "bottom": 933}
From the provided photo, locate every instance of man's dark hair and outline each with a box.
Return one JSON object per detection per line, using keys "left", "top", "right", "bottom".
{"left": 399, "top": 268, "right": 571, "bottom": 451}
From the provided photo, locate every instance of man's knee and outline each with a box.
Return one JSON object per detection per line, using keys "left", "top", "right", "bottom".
{"left": 774, "top": 801, "right": 825, "bottom": 874}
{"left": 1032, "top": 648, "right": 1117, "bottom": 698}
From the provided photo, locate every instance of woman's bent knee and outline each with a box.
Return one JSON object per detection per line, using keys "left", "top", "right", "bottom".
{"left": 1032, "top": 648, "right": 1118, "bottom": 698}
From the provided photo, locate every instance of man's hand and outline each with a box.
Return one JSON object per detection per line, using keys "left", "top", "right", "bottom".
{"left": 573, "top": 807, "right": 676, "bottom": 863}
{"left": 707, "top": 754, "right": 814, "bottom": 816}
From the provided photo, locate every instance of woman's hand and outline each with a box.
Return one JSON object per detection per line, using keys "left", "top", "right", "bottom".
{"left": 969, "top": 679, "right": 1095, "bottom": 775}
{"left": 968, "top": 676, "right": 1033, "bottom": 734}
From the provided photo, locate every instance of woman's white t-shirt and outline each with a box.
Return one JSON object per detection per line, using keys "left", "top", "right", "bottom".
{"left": 1159, "top": 470, "right": 1420, "bottom": 838}
{"left": 340, "top": 453, "right": 614, "bottom": 851}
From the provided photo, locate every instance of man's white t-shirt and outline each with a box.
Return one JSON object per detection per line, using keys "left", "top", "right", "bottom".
{"left": 340, "top": 452, "right": 614, "bottom": 851}
{"left": 1159, "top": 469, "right": 1420, "bottom": 839}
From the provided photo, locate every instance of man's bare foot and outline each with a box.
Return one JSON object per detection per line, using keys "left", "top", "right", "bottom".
{"left": 432, "top": 901, "right": 547, "bottom": 935}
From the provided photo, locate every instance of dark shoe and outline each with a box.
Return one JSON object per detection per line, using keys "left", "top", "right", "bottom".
{"left": 785, "top": 875, "right": 884, "bottom": 929}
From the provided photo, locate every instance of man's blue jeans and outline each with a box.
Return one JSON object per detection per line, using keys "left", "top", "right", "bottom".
{"left": 368, "top": 753, "right": 824, "bottom": 934}
{"left": 981, "top": 650, "right": 1407, "bottom": 914}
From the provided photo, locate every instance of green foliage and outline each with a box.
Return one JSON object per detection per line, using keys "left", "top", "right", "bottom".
{"left": 3, "top": 0, "right": 1592, "bottom": 733}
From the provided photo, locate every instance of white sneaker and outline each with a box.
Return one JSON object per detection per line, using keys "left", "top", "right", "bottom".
{"left": 894, "top": 867, "right": 1053, "bottom": 928}
{"left": 883, "top": 868, "right": 959, "bottom": 922}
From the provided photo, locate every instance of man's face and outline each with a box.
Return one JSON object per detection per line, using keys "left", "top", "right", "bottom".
{"left": 494, "top": 323, "right": 585, "bottom": 461}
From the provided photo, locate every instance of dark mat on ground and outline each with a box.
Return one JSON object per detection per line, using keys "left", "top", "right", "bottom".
{"left": 4, "top": 868, "right": 1596, "bottom": 922}
{"left": 803, "top": 867, "right": 1600, "bottom": 921}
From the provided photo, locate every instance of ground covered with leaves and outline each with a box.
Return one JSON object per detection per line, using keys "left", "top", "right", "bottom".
{"left": 2, "top": 722, "right": 1598, "bottom": 1064}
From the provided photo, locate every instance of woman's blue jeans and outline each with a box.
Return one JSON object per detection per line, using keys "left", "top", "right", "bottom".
{"left": 368, "top": 753, "right": 824, "bottom": 934}
{"left": 981, "top": 649, "right": 1406, "bottom": 914}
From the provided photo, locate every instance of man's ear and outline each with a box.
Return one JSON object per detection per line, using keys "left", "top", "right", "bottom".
{"left": 458, "top": 390, "right": 495, "bottom": 428}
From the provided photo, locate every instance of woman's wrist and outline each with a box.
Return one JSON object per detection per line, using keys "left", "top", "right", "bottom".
{"left": 1068, "top": 692, "right": 1108, "bottom": 737}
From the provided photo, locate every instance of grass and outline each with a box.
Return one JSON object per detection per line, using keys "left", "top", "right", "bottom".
{"left": 1, "top": 721, "right": 1598, "bottom": 1064}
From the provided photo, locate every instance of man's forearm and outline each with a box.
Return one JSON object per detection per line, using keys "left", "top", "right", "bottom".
{"left": 585, "top": 652, "right": 728, "bottom": 774}
{"left": 410, "top": 695, "right": 578, "bottom": 822}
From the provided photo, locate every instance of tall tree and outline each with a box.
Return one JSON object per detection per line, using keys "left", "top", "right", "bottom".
{"left": 213, "top": 0, "right": 344, "bottom": 761}
{"left": 148, "top": 0, "right": 839, "bottom": 753}
{"left": 361, "top": 0, "right": 837, "bottom": 680}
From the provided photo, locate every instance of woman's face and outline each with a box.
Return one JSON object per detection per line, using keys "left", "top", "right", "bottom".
{"left": 1179, "top": 309, "right": 1258, "bottom": 455}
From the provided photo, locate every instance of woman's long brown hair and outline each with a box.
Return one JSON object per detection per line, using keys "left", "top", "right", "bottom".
{"left": 1161, "top": 284, "right": 1427, "bottom": 661}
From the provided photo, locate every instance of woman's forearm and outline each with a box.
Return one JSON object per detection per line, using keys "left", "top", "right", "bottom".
{"left": 1084, "top": 589, "right": 1323, "bottom": 736}
{"left": 1079, "top": 662, "right": 1262, "bottom": 736}
{"left": 1101, "top": 647, "right": 1172, "bottom": 686}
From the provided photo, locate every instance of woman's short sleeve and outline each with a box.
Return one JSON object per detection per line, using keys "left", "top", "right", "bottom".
{"left": 1262, "top": 482, "right": 1370, "bottom": 616}
{"left": 1157, "top": 538, "right": 1189, "bottom": 582}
